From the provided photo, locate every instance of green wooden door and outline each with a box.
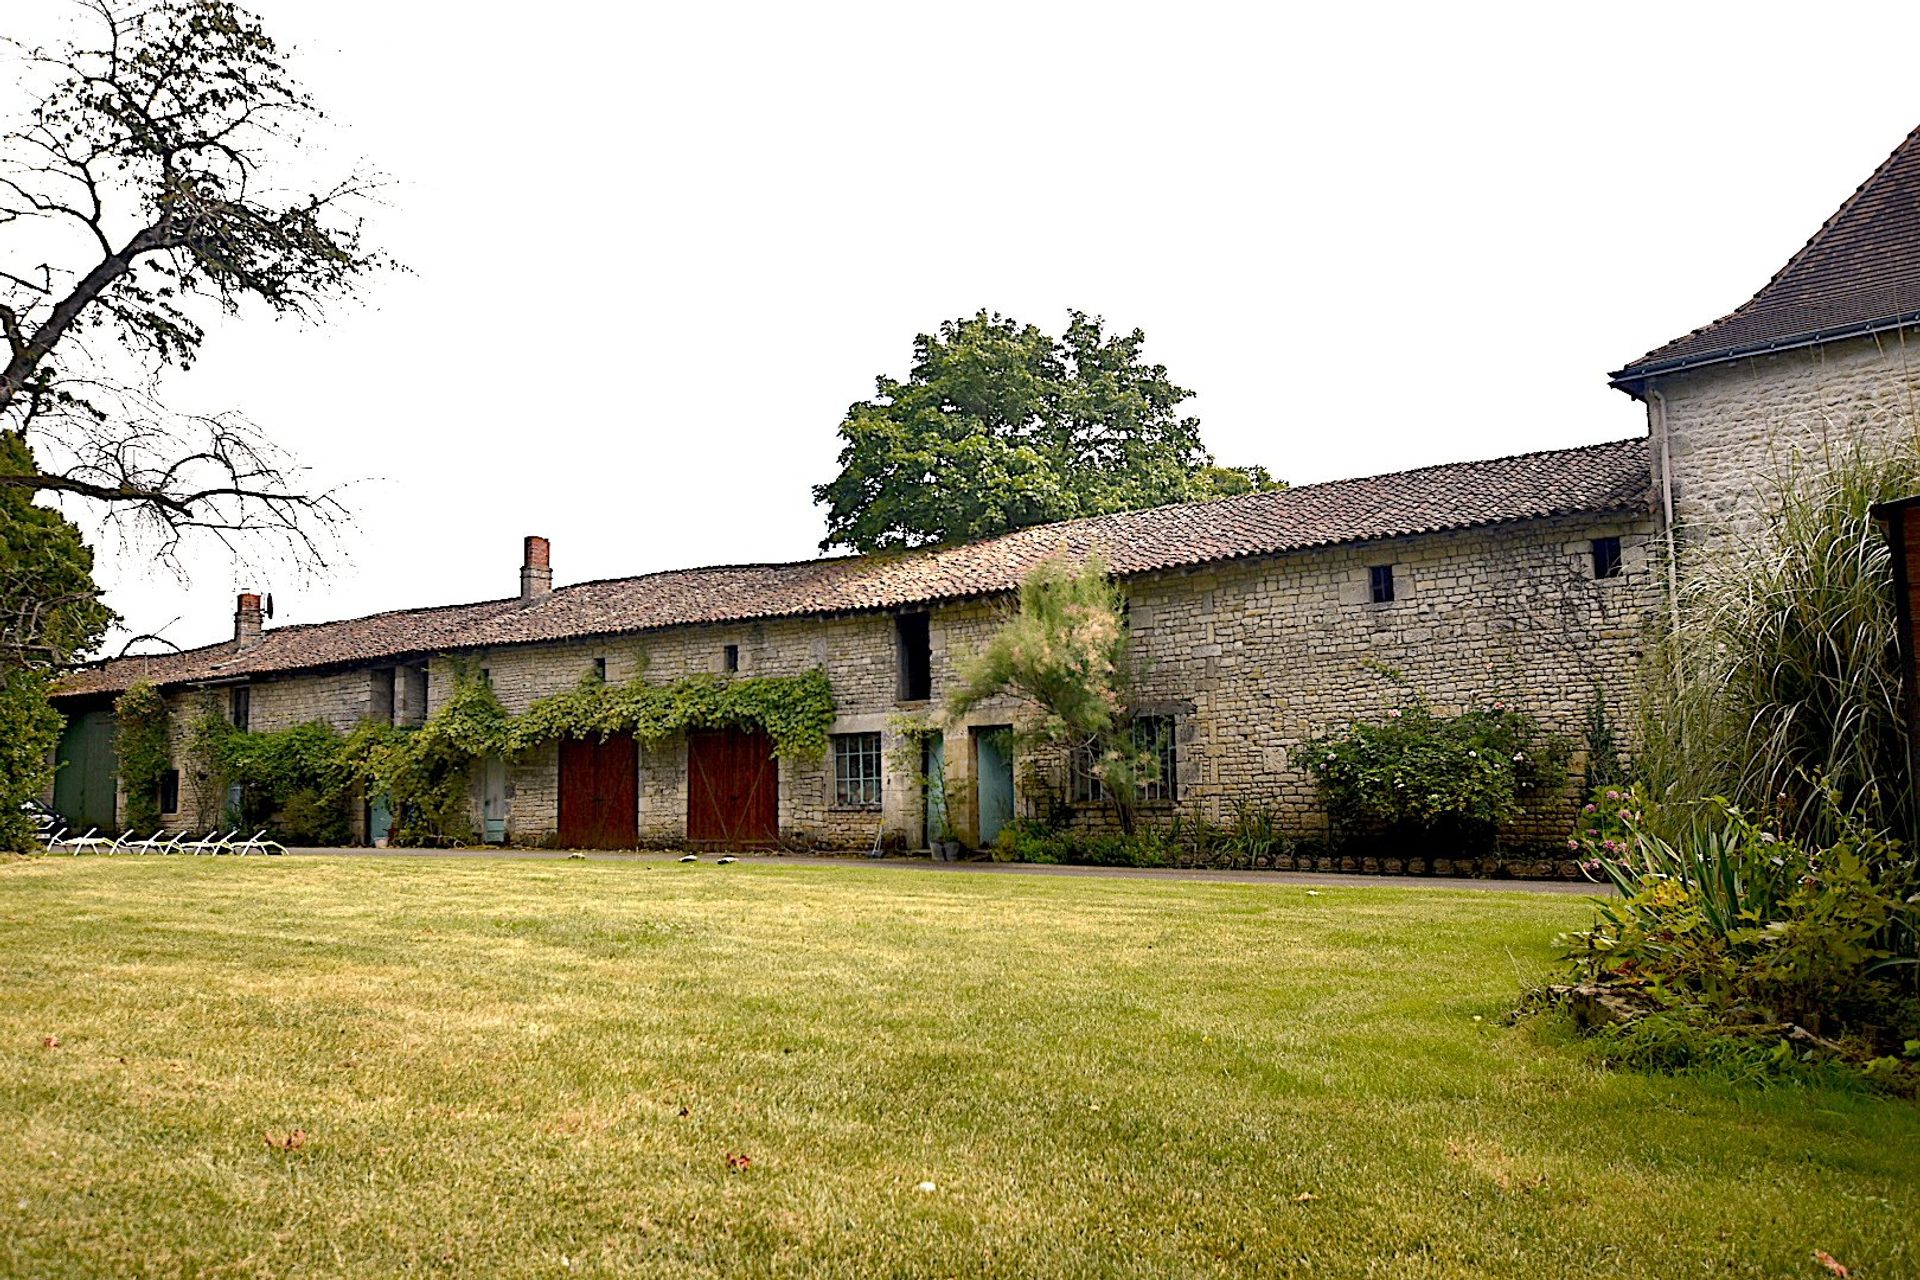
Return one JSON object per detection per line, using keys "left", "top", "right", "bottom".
{"left": 974, "top": 726, "right": 1014, "bottom": 848}
{"left": 53, "top": 708, "right": 118, "bottom": 833}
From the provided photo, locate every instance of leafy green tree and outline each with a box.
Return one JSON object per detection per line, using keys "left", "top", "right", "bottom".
{"left": 0, "top": 431, "right": 113, "bottom": 849}
{"left": 814, "top": 311, "right": 1279, "bottom": 553}
{"left": 946, "top": 553, "right": 1156, "bottom": 834}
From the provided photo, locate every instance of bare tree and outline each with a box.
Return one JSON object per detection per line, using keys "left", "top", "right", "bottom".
{"left": 0, "top": 0, "right": 388, "bottom": 568}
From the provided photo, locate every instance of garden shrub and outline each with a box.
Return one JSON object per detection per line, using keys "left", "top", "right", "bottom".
{"left": 0, "top": 668, "right": 63, "bottom": 851}
{"left": 1557, "top": 789, "right": 1920, "bottom": 1093}
{"left": 192, "top": 714, "right": 353, "bottom": 844}
{"left": 1306, "top": 701, "right": 1570, "bottom": 854}
{"left": 991, "top": 818, "right": 1172, "bottom": 868}
{"left": 1635, "top": 438, "right": 1920, "bottom": 846}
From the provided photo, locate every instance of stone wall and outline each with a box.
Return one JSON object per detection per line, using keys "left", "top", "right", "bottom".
{"left": 116, "top": 511, "right": 1659, "bottom": 852}
{"left": 152, "top": 667, "right": 390, "bottom": 836}
{"left": 1648, "top": 329, "right": 1920, "bottom": 552}
{"left": 419, "top": 512, "right": 1657, "bottom": 850}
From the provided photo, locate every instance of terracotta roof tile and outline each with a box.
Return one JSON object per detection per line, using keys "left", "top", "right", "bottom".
{"left": 54, "top": 437, "right": 1651, "bottom": 699}
{"left": 1614, "top": 124, "right": 1920, "bottom": 387}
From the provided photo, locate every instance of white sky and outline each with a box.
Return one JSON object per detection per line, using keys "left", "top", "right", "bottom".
{"left": 14, "top": 2, "right": 1920, "bottom": 652}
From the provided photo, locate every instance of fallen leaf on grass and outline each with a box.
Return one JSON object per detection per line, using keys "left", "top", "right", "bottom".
{"left": 264, "top": 1129, "right": 307, "bottom": 1151}
{"left": 725, "top": 1152, "right": 751, "bottom": 1171}
{"left": 916, "top": 1181, "right": 938, "bottom": 1193}
{"left": 41, "top": 1035, "right": 60, "bottom": 1049}
{"left": 1291, "top": 1192, "right": 1318, "bottom": 1203}
{"left": 1813, "top": 1251, "right": 1850, "bottom": 1278}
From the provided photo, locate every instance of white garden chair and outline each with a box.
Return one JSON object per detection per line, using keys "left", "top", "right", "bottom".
{"left": 128, "top": 830, "right": 175, "bottom": 854}
{"left": 187, "top": 829, "right": 232, "bottom": 855}
{"left": 231, "top": 831, "right": 286, "bottom": 856}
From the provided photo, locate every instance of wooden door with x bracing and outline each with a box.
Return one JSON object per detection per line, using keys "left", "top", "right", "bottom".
{"left": 557, "top": 732, "right": 638, "bottom": 849}
{"left": 686, "top": 728, "right": 778, "bottom": 848}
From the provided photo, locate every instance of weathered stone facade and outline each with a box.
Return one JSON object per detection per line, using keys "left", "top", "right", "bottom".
{"left": 58, "top": 122, "right": 1920, "bottom": 856}
{"left": 131, "top": 509, "right": 1657, "bottom": 851}
{"left": 1646, "top": 330, "right": 1920, "bottom": 549}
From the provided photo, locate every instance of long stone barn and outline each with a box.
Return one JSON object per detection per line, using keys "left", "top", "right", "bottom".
{"left": 47, "top": 442, "right": 1660, "bottom": 851}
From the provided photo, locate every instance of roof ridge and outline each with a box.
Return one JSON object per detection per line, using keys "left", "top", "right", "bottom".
{"left": 1615, "top": 122, "right": 1920, "bottom": 385}
{"left": 56, "top": 435, "right": 1653, "bottom": 698}
{"left": 549, "top": 436, "right": 1650, "bottom": 596}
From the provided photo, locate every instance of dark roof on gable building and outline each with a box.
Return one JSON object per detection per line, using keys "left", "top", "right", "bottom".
{"left": 1613, "top": 123, "right": 1920, "bottom": 393}
{"left": 54, "top": 437, "right": 1652, "bottom": 699}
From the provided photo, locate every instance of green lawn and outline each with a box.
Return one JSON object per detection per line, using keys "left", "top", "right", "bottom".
{"left": 2, "top": 858, "right": 1914, "bottom": 1278}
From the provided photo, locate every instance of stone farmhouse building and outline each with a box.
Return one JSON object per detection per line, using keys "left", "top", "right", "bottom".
{"left": 46, "top": 122, "right": 1920, "bottom": 852}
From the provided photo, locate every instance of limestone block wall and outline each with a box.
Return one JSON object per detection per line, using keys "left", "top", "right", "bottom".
{"left": 417, "top": 512, "right": 1657, "bottom": 851}
{"left": 149, "top": 668, "right": 387, "bottom": 834}
{"left": 1649, "top": 329, "right": 1920, "bottom": 552}
{"left": 430, "top": 608, "right": 1028, "bottom": 849}
{"left": 1084, "top": 513, "right": 1660, "bottom": 844}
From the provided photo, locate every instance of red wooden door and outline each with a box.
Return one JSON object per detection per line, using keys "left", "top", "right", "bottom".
{"left": 686, "top": 729, "right": 778, "bottom": 847}
{"left": 557, "top": 733, "right": 638, "bottom": 849}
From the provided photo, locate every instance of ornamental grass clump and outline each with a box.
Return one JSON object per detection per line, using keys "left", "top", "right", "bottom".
{"left": 1305, "top": 701, "right": 1569, "bottom": 854}
{"left": 1636, "top": 436, "right": 1920, "bottom": 847}
{"left": 947, "top": 552, "right": 1160, "bottom": 833}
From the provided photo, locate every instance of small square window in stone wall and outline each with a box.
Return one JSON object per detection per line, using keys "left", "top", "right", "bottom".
{"left": 1368, "top": 564, "right": 1395, "bottom": 604}
{"left": 1591, "top": 536, "right": 1623, "bottom": 579}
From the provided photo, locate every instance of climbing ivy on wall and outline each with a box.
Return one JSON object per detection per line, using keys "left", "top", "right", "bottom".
{"left": 188, "top": 709, "right": 354, "bottom": 845}
{"left": 337, "top": 665, "right": 510, "bottom": 846}
{"left": 143, "top": 665, "right": 837, "bottom": 846}
{"left": 511, "top": 669, "right": 837, "bottom": 760}
{"left": 113, "top": 679, "right": 171, "bottom": 833}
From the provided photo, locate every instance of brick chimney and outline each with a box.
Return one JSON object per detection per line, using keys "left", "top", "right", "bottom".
{"left": 234, "top": 592, "right": 263, "bottom": 648}
{"left": 520, "top": 535, "right": 552, "bottom": 601}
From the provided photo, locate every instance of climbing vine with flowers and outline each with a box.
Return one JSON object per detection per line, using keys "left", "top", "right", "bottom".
{"left": 1305, "top": 700, "right": 1571, "bottom": 852}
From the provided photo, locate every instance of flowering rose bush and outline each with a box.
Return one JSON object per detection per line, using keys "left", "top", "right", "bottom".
{"left": 1568, "top": 783, "right": 1650, "bottom": 869}
{"left": 1305, "top": 701, "right": 1570, "bottom": 853}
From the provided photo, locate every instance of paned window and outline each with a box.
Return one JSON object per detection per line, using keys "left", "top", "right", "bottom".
{"left": 1072, "top": 716, "right": 1178, "bottom": 804}
{"left": 1135, "top": 715, "right": 1177, "bottom": 803}
{"left": 832, "top": 732, "right": 883, "bottom": 808}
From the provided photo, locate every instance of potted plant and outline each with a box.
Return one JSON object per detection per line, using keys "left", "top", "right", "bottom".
{"left": 933, "top": 775, "right": 975, "bottom": 861}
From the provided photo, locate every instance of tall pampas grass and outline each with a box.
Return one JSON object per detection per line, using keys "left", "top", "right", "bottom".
{"left": 1636, "top": 432, "right": 1920, "bottom": 846}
